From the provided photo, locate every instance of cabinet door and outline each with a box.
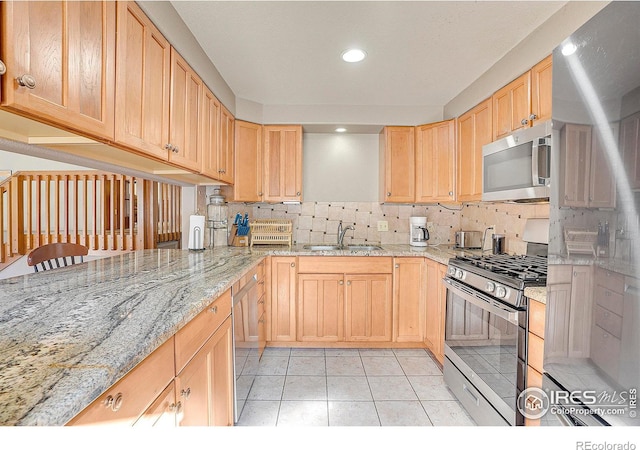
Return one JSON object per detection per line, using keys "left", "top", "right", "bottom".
{"left": 133, "top": 382, "right": 177, "bottom": 427}
{"left": 218, "top": 104, "right": 235, "bottom": 184}
{"left": 589, "top": 123, "right": 617, "bottom": 208}
{"left": 568, "top": 266, "right": 592, "bottom": 358}
{"left": 620, "top": 111, "right": 640, "bottom": 190}
{"left": 209, "top": 317, "right": 234, "bottom": 426}
{"left": 176, "top": 317, "right": 233, "bottom": 427}
{"left": 457, "top": 99, "right": 492, "bottom": 202}
{"left": 425, "top": 261, "right": 447, "bottom": 363}
{"left": 200, "top": 87, "right": 221, "bottom": 179}
{"left": 1, "top": 1, "right": 115, "bottom": 139}
{"left": 559, "top": 123, "right": 592, "bottom": 207}
{"left": 114, "top": 1, "right": 170, "bottom": 160}
{"left": 530, "top": 55, "right": 552, "bottom": 125}
{"left": 393, "top": 258, "right": 426, "bottom": 342}
{"left": 380, "top": 126, "right": 415, "bottom": 203}
{"left": 269, "top": 256, "right": 297, "bottom": 342}
{"left": 168, "top": 48, "right": 202, "bottom": 172}
{"left": 233, "top": 120, "right": 263, "bottom": 202}
{"left": 264, "top": 126, "right": 302, "bottom": 202}
{"left": 493, "top": 71, "right": 531, "bottom": 140}
{"left": 345, "top": 274, "right": 392, "bottom": 342}
{"left": 416, "top": 120, "right": 456, "bottom": 203}
{"left": 297, "top": 274, "right": 344, "bottom": 342}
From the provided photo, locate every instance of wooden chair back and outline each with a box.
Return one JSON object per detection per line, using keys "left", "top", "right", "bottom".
{"left": 27, "top": 243, "right": 89, "bottom": 272}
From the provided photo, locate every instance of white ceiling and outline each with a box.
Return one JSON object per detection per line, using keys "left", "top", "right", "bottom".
{"left": 171, "top": 1, "right": 566, "bottom": 112}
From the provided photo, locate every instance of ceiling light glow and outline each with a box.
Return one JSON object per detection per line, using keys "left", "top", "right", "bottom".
{"left": 562, "top": 42, "right": 577, "bottom": 56}
{"left": 341, "top": 49, "right": 366, "bottom": 63}
{"left": 335, "top": 127, "right": 347, "bottom": 133}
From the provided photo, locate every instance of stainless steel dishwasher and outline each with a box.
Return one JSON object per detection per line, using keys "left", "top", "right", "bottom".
{"left": 231, "top": 272, "right": 258, "bottom": 423}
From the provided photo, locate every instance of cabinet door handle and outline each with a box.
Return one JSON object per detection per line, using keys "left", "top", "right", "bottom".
{"left": 0, "top": 60, "right": 6, "bottom": 76}
{"left": 387, "top": 192, "right": 391, "bottom": 197}
{"left": 347, "top": 281, "right": 351, "bottom": 286}
{"left": 521, "top": 118, "right": 529, "bottom": 126}
{"left": 17, "top": 74, "right": 37, "bottom": 89}
{"left": 339, "top": 280, "right": 344, "bottom": 285}
{"left": 291, "top": 262, "right": 296, "bottom": 268}
{"left": 448, "top": 191, "right": 453, "bottom": 197}
{"left": 169, "top": 401, "right": 182, "bottom": 413}
{"left": 104, "top": 393, "right": 124, "bottom": 412}
{"left": 529, "top": 114, "right": 538, "bottom": 121}
{"left": 210, "top": 305, "right": 218, "bottom": 314}
{"left": 296, "top": 192, "right": 301, "bottom": 196}
{"left": 164, "top": 143, "right": 174, "bottom": 151}
{"left": 395, "top": 264, "right": 400, "bottom": 269}
{"left": 258, "top": 192, "right": 263, "bottom": 197}
{"left": 181, "top": 388, "right": 191, "bottom": 400}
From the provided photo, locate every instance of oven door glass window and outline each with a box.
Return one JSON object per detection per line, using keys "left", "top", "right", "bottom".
{"left": 445, "top": 287, "right": 520, "bottom": 410}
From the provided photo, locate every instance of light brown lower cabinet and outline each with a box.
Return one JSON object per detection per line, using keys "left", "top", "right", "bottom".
{"left": 176, "top": 316, "right": 234, "bottom": 426}
{"left": 526, "top": 298, "right": 546, "bottom": 427}
{"left": 393, "top": 257, "right": 426, "bottom": 342}
{"left": 344, "top": 274, "right": 393, "bottom": 342}
{"left": 297, "top": 274, "right": 344, "bottom": 342}
{"left": 425, "top": 260, "right": 447, "bottom": 364}
{"left": 133, "top": 382, "right": 178, "bottom": 427}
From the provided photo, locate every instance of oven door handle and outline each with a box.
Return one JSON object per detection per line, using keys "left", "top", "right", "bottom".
{"left": 442, "top": 278, "right": 518, "bottom": 323}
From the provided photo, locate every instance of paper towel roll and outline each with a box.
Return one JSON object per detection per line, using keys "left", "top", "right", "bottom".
{"left": 188, "top": 215, "right": 206, "bottom": 250}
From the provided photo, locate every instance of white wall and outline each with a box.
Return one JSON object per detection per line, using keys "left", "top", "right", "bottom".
{"left": 303, "top": 133, "right": 379, "bottom": 202}
{"left": 443, "top": 1, "right": 609, "bottom": 119}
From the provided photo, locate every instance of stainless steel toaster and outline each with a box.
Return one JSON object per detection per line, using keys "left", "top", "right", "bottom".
{"left": 455, "top": 231, "right": 483, "bottom": 249}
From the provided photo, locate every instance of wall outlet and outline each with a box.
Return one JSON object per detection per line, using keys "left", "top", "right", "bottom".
{"left": 427, "top": 222, "right": 435, "bottom": 233}
{"left": 377, "top": 220, "right": 389, "bottom": 232}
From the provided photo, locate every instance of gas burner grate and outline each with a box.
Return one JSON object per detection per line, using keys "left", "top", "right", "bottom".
{"left": 454, "top": 254, "right": 547, "bottom": 282}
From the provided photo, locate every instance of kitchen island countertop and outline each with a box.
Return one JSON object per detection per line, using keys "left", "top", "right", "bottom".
{"left": 0, "top": 243, "right": 463, "bottom": 426}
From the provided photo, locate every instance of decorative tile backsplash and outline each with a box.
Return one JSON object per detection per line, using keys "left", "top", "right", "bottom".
{"left": 221, "top": 197, "right": 549, "bottom": 254}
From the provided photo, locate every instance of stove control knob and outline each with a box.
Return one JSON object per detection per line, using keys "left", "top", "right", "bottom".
{"left": 448, "top": 267, "right": 456, "bottom": 277}
{"left": 455, "top": 269, "right": 464, "bottom": 279}
{"left": 485, "top": 282, "right": 495, "bottom": 293}
{"left": 495, "top": 286, "right": 507, "bottom": 298}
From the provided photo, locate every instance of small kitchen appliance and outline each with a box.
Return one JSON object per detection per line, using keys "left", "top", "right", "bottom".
{"left": 454, "top": 231, "right": 482, "bottom": 249}
{"left": 207, "top": 188, "right": 229, "bottom": 248}
{"left": 409, "top": 217, "right": 429, "bottom": 247}
{"left": 491, "top": 234, "right": 505, "bottom": 254}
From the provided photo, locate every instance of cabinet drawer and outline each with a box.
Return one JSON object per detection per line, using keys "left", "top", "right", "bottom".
{"left": 297, "top": 256, "right": 392, "bottom": 274}
{"left": 528, "top": 332, "right": 544, "bottom": 374}
{"left": 68, "top": 337, "right": 175, "bottom": 426}
{"left": 596, "top": 269, "right": 624, "bottom": 293}
{"left": 595, "top": 285, "right": 624, "bottom": 316}
{"left": 594, "top": 304, "right": 622, "bottom": 338}
{"left": 175, "top": 289, "right": 232, "bottom": 373}
{"left": 528, "top": 299, "right": 545, "bottom": 338}
{"left": 590, "top": 324, "right": 621, "bottom": 381}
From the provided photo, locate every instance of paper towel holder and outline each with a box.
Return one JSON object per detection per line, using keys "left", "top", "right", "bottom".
{"left": 189, "top": 226, "right": 205, "bottom": 252}
{"left": 188, "top": 215, "right": 206, "bottom": 251}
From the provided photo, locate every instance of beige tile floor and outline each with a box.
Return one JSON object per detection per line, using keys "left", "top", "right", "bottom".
{"left": 235, "top": 347, "right": 476, "bottom": 426}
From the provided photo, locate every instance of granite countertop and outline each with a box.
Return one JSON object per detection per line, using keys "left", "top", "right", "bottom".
{"left": 549, "top": 254, "right": 639, "bottom": 278}
{"left": 0, "top": 243, "right": 462, "bottom": 426}
{"left": 524, "top": 286, "right": 547, "bottom": 304}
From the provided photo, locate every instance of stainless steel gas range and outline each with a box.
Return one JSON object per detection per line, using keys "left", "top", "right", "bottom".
{"left": 442, "top": 254, "right": 547, "bottom": 426}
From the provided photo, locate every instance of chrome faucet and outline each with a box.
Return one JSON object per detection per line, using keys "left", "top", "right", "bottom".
{"left": 337, "top": 222, "right": 355, "bottom": 247}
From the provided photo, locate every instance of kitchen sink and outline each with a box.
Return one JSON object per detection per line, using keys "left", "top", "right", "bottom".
{"left": 302, "top": 244, "right": 343, "bottom": 251}
{"left": 345, "top": 245, "right": 383, "bottom": 251}
{"left": 302, "top": 244, "right": 384, "bottom": 252}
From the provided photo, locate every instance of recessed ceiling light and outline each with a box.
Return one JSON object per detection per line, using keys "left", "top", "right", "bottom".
{"left": 335, "top": 127, "right": 347, "bottom": 133}
{"left": 561, "top": 42, "right": 577, "bottom": 56}
{"left": 341, "top": 49, "right": 366, "bottom": 63}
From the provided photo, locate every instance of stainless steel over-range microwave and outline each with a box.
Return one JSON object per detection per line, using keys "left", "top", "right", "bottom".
{"left": 482, "top": 120, "right": 552, "bottom": 202}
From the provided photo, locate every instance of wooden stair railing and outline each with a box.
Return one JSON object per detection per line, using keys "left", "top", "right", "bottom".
{"left": 0, "top": 171, "right": 182, "bottom": 270}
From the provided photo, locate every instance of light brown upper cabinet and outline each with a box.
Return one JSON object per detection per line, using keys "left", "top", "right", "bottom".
{"left": 1, "top": 1, "right": 116, "bottom": 140}
{"left": 218, "top": 104, "right": 235, "bottom": 185}
{"left": 114, "top": 1, "right": 170, "bottom": 161}
{"left": 415, "top": 119, "right": 456, "bottom": 203}
{"left": 168, "top": 48, "right": 203, "bottom": 172}
{"left": 493, "top": 56, "right": 552, "bottom": 140}
{"left": 621, "top": 111, "right": 640, "bottom": 190}
{"left": 264, "top": 125, "right": 303, "bottom": 202}
{"left": 232, "top": 120, "right": 263, "bottom": 202}
{"left": 530, "top": 55, "right": 553, "bottom": 125}
{"left": 457, "top": 98, "right": 492, "bottom": 202}
{"left": 379, "top": 126, "right": 415, "bottom": 203}
{"left": 200, "top": 86, "right": 221, "bottom": 179}
{"left": 559, "top": 123, "right": 616, "bottom": 208}
{"left": 493, "top": 71, "right": 531, "bottom": 140}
